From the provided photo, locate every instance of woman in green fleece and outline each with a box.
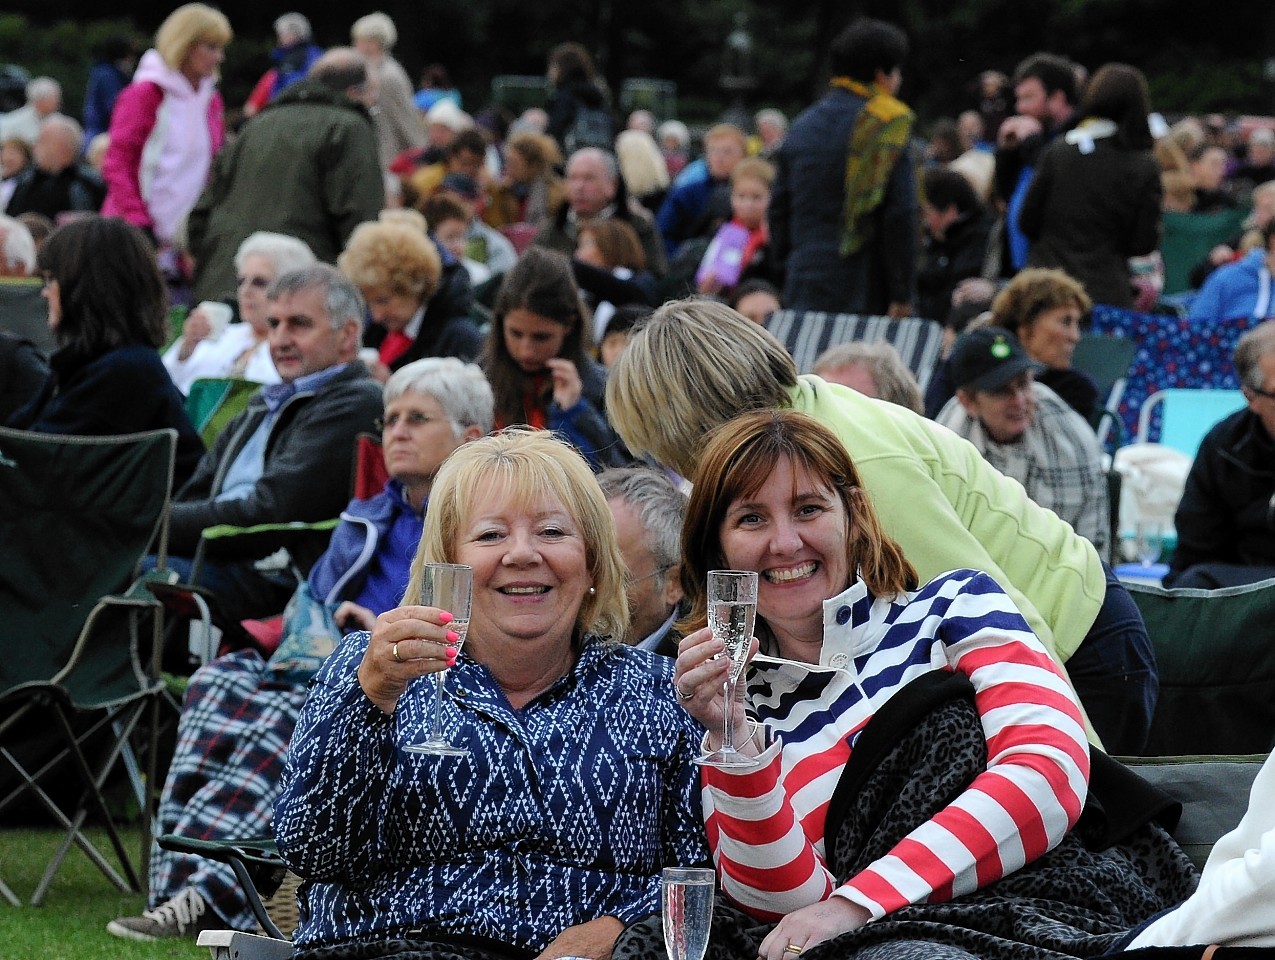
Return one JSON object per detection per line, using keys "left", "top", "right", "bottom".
{"left": 606, "top": 297, "right": 1155, "bottom": 755}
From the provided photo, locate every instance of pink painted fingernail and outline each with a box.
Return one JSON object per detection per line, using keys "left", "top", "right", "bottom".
{"left": 445, "top": 630, "right": 460, "bottom": 643}
{"left": 438, "top": 611, "right": 454, "bottom": 624}
{"left": 445, "top": 645, "right": 458, "bottom": 658}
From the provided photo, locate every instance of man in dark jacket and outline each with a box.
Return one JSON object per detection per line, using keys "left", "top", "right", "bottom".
{"left": 533, "top": 147, "right": 668, "bottom": 278}
{"left": 1167, "top": 321, "right": 1275, "bottom": 590}
{"left": 4, "top": 114, "right": 104, "bottom": 219}
{"left": 164, "top": 264, "right": 383, "bottom": 621}
{"left": 769, "top": 17, "right": 916, "bottom": 316}
{"left": 187, "top": 47, "right": 383, "bottom": 302}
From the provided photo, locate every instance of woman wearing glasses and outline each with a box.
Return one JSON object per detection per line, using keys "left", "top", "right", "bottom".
{"left": 161, "top": 231, "right": 315, "bottom": 394}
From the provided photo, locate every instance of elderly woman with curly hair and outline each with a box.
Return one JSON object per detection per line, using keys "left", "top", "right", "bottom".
{"left": 485, "top": 129, "right": 565, "bottom": 233}
{"left": 339, "top": 218, "right": 484, "bottom": 382}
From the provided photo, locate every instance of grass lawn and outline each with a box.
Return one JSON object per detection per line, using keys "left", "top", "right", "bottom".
{"left": 0, "top": 825, "right": 206, "bottom": 959}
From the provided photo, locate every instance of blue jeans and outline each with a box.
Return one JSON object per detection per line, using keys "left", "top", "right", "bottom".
{"left": 1065, "top": 563, "right": 1159, "bottom": 756}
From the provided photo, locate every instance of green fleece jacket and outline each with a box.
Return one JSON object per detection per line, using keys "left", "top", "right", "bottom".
{"left": 789, "top": 375, "right": 1105, "bottom": 664}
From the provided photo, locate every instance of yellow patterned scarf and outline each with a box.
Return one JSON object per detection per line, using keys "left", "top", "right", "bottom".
{"left": 830, "top": 76, "right": 915, "bottom": 257}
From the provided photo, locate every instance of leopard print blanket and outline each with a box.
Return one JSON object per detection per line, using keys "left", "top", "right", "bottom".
{"left": 614, "top": 671, "right": 1202, "bottom": 960}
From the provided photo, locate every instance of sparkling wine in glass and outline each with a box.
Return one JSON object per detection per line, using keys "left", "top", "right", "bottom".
{"left": 404, "top": 563, "right": 472, "bottom": 756}
{"left": 1135, "top": 521, "right": 1164, "bottom": 568}
{"left": 662, "top": 867, "right": 715, "bottom": 960}
{"left": 694, "top": 570, "right": 759, "bottom": 769}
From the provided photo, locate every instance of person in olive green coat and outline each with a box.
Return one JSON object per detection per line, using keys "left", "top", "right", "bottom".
{"left": 188, "top": 47, "right": 384, "bottom": 302}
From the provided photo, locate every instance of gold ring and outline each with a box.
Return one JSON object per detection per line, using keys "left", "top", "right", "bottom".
{"left": 392, "top": 641, "right": 402, "bottom": 663}
{"left": 784, "top": 946, "right": 803, "bottom": 955}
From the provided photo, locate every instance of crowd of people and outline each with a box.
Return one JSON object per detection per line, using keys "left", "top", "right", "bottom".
{"left": 5, "top": 4, "right": 1275, "bottom": 959}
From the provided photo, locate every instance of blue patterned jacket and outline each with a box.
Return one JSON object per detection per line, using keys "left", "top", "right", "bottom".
{"left": 274, "top": 633, "right": 709, "bottom": 951}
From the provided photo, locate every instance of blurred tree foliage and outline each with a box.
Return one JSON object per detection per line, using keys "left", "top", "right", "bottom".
{"left": 1, "top": 0, "right": 1272, "bottom": 129}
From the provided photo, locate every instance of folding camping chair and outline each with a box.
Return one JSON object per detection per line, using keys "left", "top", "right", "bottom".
{"left": 0, "top": 426, "right": 178, "bottom": 904}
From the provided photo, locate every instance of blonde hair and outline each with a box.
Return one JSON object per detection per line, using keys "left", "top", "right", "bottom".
{"left": 155, "top": 3, "right": 232, "bottom": 71}
{"left": 606, "top": 297, "right": 798, "bottom": 478}
{"left": 404, "top": 429, "right": 629, "bottom": 644}
{"left": 680, "top": 410, "right": 916, "bottom": 633}
{"left": 338, "top": 220, "right": 441, "bottom": 301}
{"left": 730, "top": 156, "right": 775, "bottom": 188}
{"left": 615, "top": 129, "right": 669, "bottom": 198}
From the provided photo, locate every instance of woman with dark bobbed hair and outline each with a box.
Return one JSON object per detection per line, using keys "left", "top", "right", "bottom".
{"left": 1019, "top": 62, "right": 1162, "bottom": 309}
{"left": 5, "top": 216, "right": 204, "bottom": 485}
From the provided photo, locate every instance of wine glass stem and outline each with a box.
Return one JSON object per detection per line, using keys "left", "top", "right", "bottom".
{"left": 720, "top": 674, "right": 737, "bottom": 754}
{"left": 428, "top": 671, "right": 447, "bottom": 743}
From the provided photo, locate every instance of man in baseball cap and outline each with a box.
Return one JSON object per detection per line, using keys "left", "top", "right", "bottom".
{"left": 937, "top": 325, "right": 1110, "bottom": 556}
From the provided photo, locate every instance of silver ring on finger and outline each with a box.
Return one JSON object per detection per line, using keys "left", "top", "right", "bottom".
{"left": 674, "top": 680, "right": 694, "bottom": 702}
{"left": 392, "top": 641, "right": 403, "bottom": 663}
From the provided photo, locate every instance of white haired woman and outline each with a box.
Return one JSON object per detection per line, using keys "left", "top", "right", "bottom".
{"left": 162, "top": 231, "right": 316, "bottom": 394}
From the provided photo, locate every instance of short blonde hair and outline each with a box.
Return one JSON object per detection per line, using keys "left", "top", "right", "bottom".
{"left": 338, "top": 220, "right": 441, "bottom": 301}
{"left": 730, "top": 156, "right": 774, "bottom": 188}
{"left": 606, "top": 297, "right": 797, "bottom": 478}
{"left": 351, "top": 11, "right": 396, "bottom": 50}
{"left": 615, "top": 129, "right": 669, "bottom": 198}
{"left": 405, "top": 428, "right": 629, "bottom": 644}
{"left": 155, "top": 3, "right": 233, "bottom": 71}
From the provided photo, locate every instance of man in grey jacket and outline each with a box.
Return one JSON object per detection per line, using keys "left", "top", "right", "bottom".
{"left": 164, "top": 264, "right": 383, "bottom": 622}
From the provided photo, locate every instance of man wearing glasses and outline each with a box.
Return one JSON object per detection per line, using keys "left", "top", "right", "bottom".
{"left": 1167, "top": 320, "right": 1275, "bottom": 588}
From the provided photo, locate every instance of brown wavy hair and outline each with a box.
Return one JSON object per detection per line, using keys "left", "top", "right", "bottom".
{"left": 679, "top": 409, "right": 916, "bottom": 633}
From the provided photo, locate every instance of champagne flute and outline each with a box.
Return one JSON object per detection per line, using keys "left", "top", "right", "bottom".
{"left": 1135, "top": 521, "right": 1164, "bottom": 568}
{"left": 404, "top": 563, "right": 472, "bottom": 756}
{"left": 662, "top": 867, "right": 715, "bottom": 960}
{"left": 694, "top": 570, "right": 759, "bottom": 769}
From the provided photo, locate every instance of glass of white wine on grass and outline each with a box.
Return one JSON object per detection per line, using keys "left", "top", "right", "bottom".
{"left": 662, "top": 867, "right": 715, "bottom": 960}
{"left": 694, "top": 569, "right": 759, "bottom": 769}
{"left": 403, "top": 563, "right": 472, "bottom": 756}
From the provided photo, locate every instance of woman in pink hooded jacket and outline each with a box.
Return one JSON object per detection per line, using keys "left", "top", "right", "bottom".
{"left": 102, "top": 3, "right": 230, "bottom": 258}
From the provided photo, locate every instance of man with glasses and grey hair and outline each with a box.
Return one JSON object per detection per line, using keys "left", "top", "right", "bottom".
{"left": 160, "top": 264, "right": 383, "bottom": 623}
{"left": 598, "top": 466, "right": 687, "bottom": 655}
{"left": 1167, "top": 319, "right": 1275, "bottom": 589}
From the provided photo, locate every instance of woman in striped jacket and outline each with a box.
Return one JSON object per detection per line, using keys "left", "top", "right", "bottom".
{"left": 670, "top": 409, "right": 1094, "bottom": 960}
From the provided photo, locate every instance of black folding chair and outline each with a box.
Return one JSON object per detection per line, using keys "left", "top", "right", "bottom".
{"left": 0, "top": 426, "right": 179, "bottom": 904}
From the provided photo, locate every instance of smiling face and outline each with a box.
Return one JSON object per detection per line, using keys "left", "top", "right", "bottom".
{"left": 718, "top": 456, "right": 852, "bottom": 648}
{"left": 958, "top": 370, "right": 1037, "bottom": 444}
{"left": 1019, "top": 303, "right": 1082, "bottom": 369}
{"left": 502, "top": 307, "right": 569, "bottom": 373}
{"left": 456, "top": 481, "right": 591, "bottom": 650}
